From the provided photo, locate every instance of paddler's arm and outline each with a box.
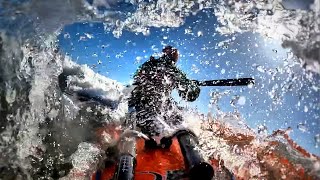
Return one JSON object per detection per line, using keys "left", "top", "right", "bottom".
{"left": 174, "top": 67, "right": 200, "bottom": 102}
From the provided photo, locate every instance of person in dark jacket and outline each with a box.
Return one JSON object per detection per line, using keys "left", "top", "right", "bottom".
{"left": 129, "top": 46, "right": 200, "bottom": 138}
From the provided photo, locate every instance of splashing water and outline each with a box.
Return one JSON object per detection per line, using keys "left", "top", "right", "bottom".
{"left": 0, "top": 0, "right": 319, "bottom": 179}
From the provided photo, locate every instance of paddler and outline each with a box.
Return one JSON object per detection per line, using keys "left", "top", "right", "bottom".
{"left": 128, "top": 45, "right": 201, "bottom": 146}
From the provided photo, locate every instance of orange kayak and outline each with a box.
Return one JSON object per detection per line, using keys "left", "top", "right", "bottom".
{"left": 89, "top": 122, "right": 320, "bottom": 180}
{"left": 92, "top": 137, "right": 233, "bottom": 180}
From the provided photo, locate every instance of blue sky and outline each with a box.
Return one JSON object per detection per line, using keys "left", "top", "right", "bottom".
{"left": 58, "top": 9, "right": 319, "bottom": 156}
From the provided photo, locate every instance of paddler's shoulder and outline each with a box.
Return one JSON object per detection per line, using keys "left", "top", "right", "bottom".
{"left": 140, "top": 56, "right": 176, "bottom": 70}
{"left": 141, "top": 56, "right": 162, "bottom": 66}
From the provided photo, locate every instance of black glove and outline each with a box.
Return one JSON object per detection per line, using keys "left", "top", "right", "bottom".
{"left": 178, "top": 81, "right": 200, "bottom": 102}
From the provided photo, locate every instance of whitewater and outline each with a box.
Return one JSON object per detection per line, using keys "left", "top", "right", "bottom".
{"left": 0, "top": 0, "right": 319, "bottom": 179}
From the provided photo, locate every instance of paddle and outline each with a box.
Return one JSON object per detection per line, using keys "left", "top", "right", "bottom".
{"left": 193, "top": 78, "right": 254, "bottom": 87}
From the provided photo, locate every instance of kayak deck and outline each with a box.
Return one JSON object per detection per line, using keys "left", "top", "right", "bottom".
{"left": 93, "top": 138, "right": 187, "bottom": 180}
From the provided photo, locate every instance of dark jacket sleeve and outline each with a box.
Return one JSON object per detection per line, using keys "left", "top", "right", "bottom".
{"left": 173, "top": 67, "right": 200, "bottom": 102}
{"left": 132, "top": 57, "right": 156, "bottom": 84}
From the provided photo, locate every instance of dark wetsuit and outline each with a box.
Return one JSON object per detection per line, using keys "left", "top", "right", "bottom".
{"left": 129, "top": 55, "right": 200, "bottom": 136}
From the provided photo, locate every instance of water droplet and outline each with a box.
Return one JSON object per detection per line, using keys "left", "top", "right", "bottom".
{"left": 191, "top": 64, "right": 200, "bottom": 74}
{"left": 79, "top": 36, "right": 86, "bottom": 41}
{"left": 267, "top": 9, "right": 273, "bottom": 15}
{"left": 297, "top": 122, "right": 308, "bottom": 132}
{"left": 256, "top": 65, "right": 265, "bottom": 73}
{"left": 64, "top": 33, "right": 70, "bottom": 39}
{"left": 233, "top": 145, "right": 241, "bottom": 155}
{"left": 315, "top": 134, "right": 320, "bottom": 148}
{"left": 311, "top": 85, "right": 319, "bottom": 92}
{"left": 185, "top": 28, "right": 192, "bottom": 34}
{"left": 287, "top": 51, "right": 294, "bottom": 59}
{"left": 84, "top": 33, "right": 94, "bottom": 39}
{"left": 257, "top": 124, "right": 268, "bottom": 134}
{"left": 238, "top": 96, "right": 246, "bottom": 105}
{"left": 135, "top": 56, "right": 143, "bottom": 64}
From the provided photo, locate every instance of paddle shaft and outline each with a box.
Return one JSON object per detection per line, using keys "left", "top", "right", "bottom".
{"left": 194, "top": 78, "right": 254, "bottom": 86}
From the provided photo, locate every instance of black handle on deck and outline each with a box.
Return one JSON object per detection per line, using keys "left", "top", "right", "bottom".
{"left": 176, "top": 130, "right": 214, "bottom": 180}
{"left": 114, "top": 154, "right": 136, "bottom": 180}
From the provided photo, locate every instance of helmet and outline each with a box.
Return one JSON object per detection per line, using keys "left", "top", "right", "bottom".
{"left": 162, "top": 45, "right": 179, "bottom": 62}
